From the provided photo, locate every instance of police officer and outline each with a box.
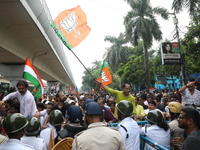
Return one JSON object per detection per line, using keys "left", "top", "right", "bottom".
{"left": 21, "top": 117, "right": 47, "bottom": 150}
{"left": 58, "top": 105, "right": 86, "bottom": 138}
{"left": 72, "top": 102, "right": 126, "bottom": 150}
{"left": 40, "top": 109, "right": 64, "bottom": 149}
{"left": 116, "top": 100, "right": 140, "bottom": 150}
{"left": 140, "top": 110, "right": 171, "bottom": 149}
{"left": 0, "top": 113, "right": 35, "bottom": 150}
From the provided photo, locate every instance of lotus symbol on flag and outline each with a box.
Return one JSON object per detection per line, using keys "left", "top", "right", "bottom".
{"left": 102, "top": 71, "right": 110, "bottom": 82}
{"left": 60, "top": 11, "right": 80, "bottom": 37}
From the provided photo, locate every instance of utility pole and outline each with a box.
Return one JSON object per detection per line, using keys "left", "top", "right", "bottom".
{"left": 170, "top": 12, "right": 186, "bottom": 85}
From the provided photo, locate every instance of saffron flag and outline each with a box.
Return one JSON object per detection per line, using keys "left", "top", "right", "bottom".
{"left": 68, "top": 84, "right": 73, "bottom": 92}
{"left": 23, "top": 58, "right": 44, "bottom": 99}
{"left": 75, "top": 86, "right": 79, "bottom": 94}
{"left": 97, "top": 60, "right": 112, "bottom": 86}
{"left": 51, "top": 5, "right": 91, "bottom": 50}
{"left": 91, "top": 88, "right": 95, "bottom": 93}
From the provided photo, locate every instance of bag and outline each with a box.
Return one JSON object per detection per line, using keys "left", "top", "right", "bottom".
{"left": 58, "top": 129, "right": 69, "bottom": 139}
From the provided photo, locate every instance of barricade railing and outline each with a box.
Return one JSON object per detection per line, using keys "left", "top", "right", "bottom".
{"left": 140, "top": 136, "right": 169, "bottom": 150}
{"left": 107, "top": 121, "right": 170, "bottom": 150}
{"left": 107, "top": 121, "right": 149, "bottom": 127}
{"left": 107, "top": 121, "right": 170, "bottom": 127}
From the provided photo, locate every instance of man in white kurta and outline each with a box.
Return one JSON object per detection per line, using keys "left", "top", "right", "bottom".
{"left": 2, "top": 80, "right": 37, "bottom": 118}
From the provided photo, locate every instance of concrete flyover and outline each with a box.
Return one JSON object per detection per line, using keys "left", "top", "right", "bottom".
{"left": 0, "top": 0, "right": 75, "bottom": 88}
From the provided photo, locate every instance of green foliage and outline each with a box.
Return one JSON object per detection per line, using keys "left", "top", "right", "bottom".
{"left": 181, "top": 15, "right": 200, "bottom": 75}
{"left": 104, "top": 33, "right": 133, "bottom": 72}
{"left": 150, "top": 50, "right": 180, "bottom": 77}
{"left": 81, "top": 61, "right": 101, "bottom": 92}
{"left": 123, "top": 0, "right": 169, "bottom": 89}
{"left": 172, "top": 0, "right": 200, "bottom": 19}
{"left": 81, "top": 1, "right": 200, "bottom": 91}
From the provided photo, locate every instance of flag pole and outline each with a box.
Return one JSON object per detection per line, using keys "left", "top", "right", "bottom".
{"left": 70, "top": 50, "right": 105, "bottom": 91}
{"left": 70, "top": 50, "right": 96, "bottom": 80}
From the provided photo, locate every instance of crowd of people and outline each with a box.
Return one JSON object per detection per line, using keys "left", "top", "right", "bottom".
{"left": 0, "top": 79, "right": 199, "bottom": 150}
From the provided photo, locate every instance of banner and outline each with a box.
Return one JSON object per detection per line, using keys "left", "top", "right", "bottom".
{"left": 161, "top": 42, "right": 181, "bottom": 65}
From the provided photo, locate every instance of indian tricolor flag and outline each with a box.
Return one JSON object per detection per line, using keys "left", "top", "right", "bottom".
{"left": 23, "top": 58, "right": 44, "bottom": 99}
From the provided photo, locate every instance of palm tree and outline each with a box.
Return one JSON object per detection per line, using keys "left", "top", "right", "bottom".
{"left": 172, "top": 0, "right": 200, "bottom": 19}
{"left": 123, "top": 0, "right": 169, "bottom": 90}
{"left": 104, "top": 33, "right": 132, "bottom": 72}
{"left": 91, "top": 60, "right": 102, "bottom": 71}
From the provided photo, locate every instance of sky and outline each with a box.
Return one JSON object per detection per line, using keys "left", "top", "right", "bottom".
{"left": 46, "top": 0, "right": 190, "bottom": 88}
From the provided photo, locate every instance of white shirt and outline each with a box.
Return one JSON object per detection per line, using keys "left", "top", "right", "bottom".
{"left": 39, "top": 123, "right": 57, "bottom": 150}
{"left": 39, "top": 109, "right": 48, "bottom": 126}
{"left": 21, "top": 136, "right": 47, "bottom": 150}
{"left": 144, "top": 108, "right": 162, "bottom": 114}
{"left": 165, "top": 106, "right": 169, "bottom": 113}
{"left": 0, "top": 139, "right": 35, "bottom": 150}
{"left": 140, "top": 124, "right": 171, "bottom": 149}
{"left": 117, "top": 117, "right": 140, "bottom": 150}
{"left": 3, "top": 90, "right": 37, "bottom": 117}
{"left": 181, "top": 88, "right": 200, "bottom": 108}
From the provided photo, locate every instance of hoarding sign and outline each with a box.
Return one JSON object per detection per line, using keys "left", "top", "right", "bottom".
{"left": 161, "top": 42, "right": 181, "bottom": 65}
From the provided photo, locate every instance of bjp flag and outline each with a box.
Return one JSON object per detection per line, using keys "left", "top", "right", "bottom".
{"left": 51, "top": 5, "right": 91, "bottom": 50}
{"left": 91, "top": 88, "right": 95, "bottom": 93}
{"left": 97, "top": 60, "right": 112, "bottom": 86}
{"left": 75, "top": 86, "right": 79, "bottom": 94}
{"left": 68, "top": 84, "right": 73, "bottom": 92}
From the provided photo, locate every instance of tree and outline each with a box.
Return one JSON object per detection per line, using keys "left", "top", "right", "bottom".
{"left": 91, "top": 60, "right": 101, "bottom": 71}
{"left": 116, "top": 46, "right": 156, "bottom": 90}
{"left": 172, "top": 0, "right": 200, "bottom": 19}
{"left": 181, "top": 15, "right": 200, "bottom": 75}
{"left": 123, "top": 0, "right": 169, "bottom": 90}
{"left": 104, "top": 33, "right": 132, "bottom": 72}
{"left": 81, "top": 61, "right": 102, "bottom": 92}
{"left": 117, "top": 55, "right": 146, "bottom": 89}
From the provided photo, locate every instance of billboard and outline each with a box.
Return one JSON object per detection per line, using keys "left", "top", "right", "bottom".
{"left": 161, "top": 42, "right": 182, "bottom": 65}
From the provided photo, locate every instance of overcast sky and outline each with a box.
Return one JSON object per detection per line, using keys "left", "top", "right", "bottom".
{"left": 46, "top": 0, "right": 190, "bottom": 88}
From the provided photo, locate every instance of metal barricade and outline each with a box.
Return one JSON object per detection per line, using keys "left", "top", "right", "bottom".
{"left": 107, "top": 121, "right": 149, "bottom": 127}
{"left": 140, "top": 136, "right": 169, "bottom": 150}
{"left": 107, "top": 121, "right": 170, "bottom": 150}
{"left": 107, "top": 121, "right": 170, "bottom": 127}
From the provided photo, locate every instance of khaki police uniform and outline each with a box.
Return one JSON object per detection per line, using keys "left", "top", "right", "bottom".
{"left": 0, "top": 139, "right": 35, "bottom": 150}
{"left": 72, "top": 122, "right": 126, "bottom": 150}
